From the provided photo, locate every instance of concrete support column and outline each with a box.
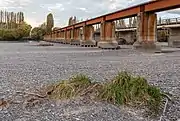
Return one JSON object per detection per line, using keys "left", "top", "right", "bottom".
{"left": 168, "top": 28, "right": 180, "bottom": 48}
{"left": 65, "top": 30, "right": 71, "bottom": 44}
{"left": 60, "top": 31, "right": 64, "bottom": 43}
{"left": 71, "top": 28, "right": 81, "bottom": 45}
{"left": 80, "top": 25, "right": 96, "bottom": 47}
{"left": 45, "top": 34, "right": 49, "bottom": 41}
{"left": 55, "top": 32, "right": 59, "bottom": 42}
{"left": 133, "top": 12, "right": 161, "bottom": 52}
{"left": 63, "top": 30, "right": 67, "bottom": 44}
{"left": 59, "top": 31, "right": 63, "bottom": 43}
{"left": 57, "top": 32, "right": 61, "bottom": 43}
{"left": 52, "top": 32, "right": 55, "bottom": 42}
{"left": 98, "top": 21, "right": 119, "bottom": 49}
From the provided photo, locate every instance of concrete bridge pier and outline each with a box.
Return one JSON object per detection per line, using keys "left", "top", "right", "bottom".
{"left": 71, "top": 28, "right": 81, "bottom": 45}
{"left": 52, "top": 32, "right": 56, "bottom": 42}
{"left": 168, "top": 27, "right": 180, "bottom": 48}
{"left": 47, "top": 34, "right": 51, "bottom": 42}
{"left": 133, "top": 12, "right": 161, "bottom": 52}
{"left": 80, "top": 25, "right": 96, "bottom": 47}
{"left": 55, "top": 32, "right": 60, "bottom": 43}
{"left": 61, "top": 30, "right": 66, "bottom": 44}
{"left": 58, "top": 31, "right": 64, "bottom": 43}
{"left": 65, "top": 30, "right": 71, "bottom": 44}
{"left": 98, "top": 21, "right": 119, "bottom": 49}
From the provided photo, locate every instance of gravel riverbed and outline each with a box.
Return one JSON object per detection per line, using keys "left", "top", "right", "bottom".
{"left": 0, "top": 42, "right": 179, "bottom": 121}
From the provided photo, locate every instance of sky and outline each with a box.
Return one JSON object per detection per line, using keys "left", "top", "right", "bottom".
{"left": 0, "top": 0, "right": 180, "bottom": 28}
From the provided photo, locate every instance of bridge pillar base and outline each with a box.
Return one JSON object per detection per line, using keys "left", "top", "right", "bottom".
{"left": 98, "top": 40, "right": 119, "bottom": 49}
{"left": 70, "top": 40, "right": 80, "bottom": 45}
{"left": 133, "top": 41, "right": 161, "bottom": 52}
{"left": 80, "top": 40, "right": 96, "bottom": 47}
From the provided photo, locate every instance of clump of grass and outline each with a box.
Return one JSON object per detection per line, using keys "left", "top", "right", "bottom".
{"left": 47, "top": 72, "right": 163, "bottom": 115}
{"left": 49, "top": 74, "right": 92, "bottom": 99}
{"left": 98, "top": 72, "right": 162, "bottom": 114}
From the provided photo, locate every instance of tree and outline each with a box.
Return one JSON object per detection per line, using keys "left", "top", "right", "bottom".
{"left": 0, "top": 22, "right": 32, "bottom": 41}
{"left": 31, "top": 27, "right": 44, "bottom": 40}
{"left": 46, "top": 13, "right": 54, "bottom": 33}
{"left": 30, "top": 22, "right": 47, "bottom": 40}
{"left": 68, "top": 16, "right": 77, "bottom": 26}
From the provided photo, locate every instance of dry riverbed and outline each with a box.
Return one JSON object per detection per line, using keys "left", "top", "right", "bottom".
{"left": 0, "top": 41, "right": 179, "bottom": 121}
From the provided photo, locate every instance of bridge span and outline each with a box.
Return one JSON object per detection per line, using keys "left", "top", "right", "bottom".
{"left": 44, "top": 0, "right": 180, "bottom": 52}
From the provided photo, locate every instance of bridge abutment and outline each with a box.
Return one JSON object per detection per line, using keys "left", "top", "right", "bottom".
{"left": 133, "top": 12, "right": 161, "bottom": 52}
{"left": 98, "top": 21, "right": 119, "bottom": 49}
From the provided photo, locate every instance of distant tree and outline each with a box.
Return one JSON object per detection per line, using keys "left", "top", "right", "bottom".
{"left": 68, "top": 16, "right": 73, "bottom": 25}
{"left": 31, "top": 27, "right": 45, "bottom": 40}
{"left": 46, "top": 13, "right": 54, "bottom": 33}
{"left": 68, "top": 16, "right": 77, "bottom": 26}
{"left": 30, "top": 22, "right": 47, "bottom": 40}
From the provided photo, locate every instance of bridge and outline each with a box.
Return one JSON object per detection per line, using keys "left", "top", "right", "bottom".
{"left": 44, "top": 0, "right": 180, "bottom": 52}
{"left": 113, "top": 17, "right": 180, "bottom": 46}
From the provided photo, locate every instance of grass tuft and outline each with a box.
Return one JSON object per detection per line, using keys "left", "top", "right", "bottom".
{"left": 47, "top": 72, "right": 163, "bottom": 115}
{"left": 98, "top": 72, "right": 162, "bottom": 114}
{"left": 49, "top": 74, "right": 92, "bottom": 99}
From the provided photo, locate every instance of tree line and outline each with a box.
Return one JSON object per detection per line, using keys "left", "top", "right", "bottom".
{"left": 31, "top": 13, "right": 54, "bottom": 40}
{"left": 0, "top": 10, "right": 32, "bottom": 41}
{"left": 31, "top": 14, "right": 80, "bottom": 40}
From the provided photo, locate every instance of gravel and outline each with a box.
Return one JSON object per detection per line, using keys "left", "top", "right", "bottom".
{"left": 0, "top": 41, "right": 180, "bottom": 121}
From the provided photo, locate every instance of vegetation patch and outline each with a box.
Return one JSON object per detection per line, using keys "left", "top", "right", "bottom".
{"left": 46, "top": 72, "right": 163, "bottom": 115}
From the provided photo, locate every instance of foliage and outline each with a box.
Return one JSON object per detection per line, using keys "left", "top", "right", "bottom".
{"left": 0, "top": 10, "right": 31, "bottom": 41}
{"left": 47, "top": 72, "right": 163, "bottom": 115}
{"left": 68, "top": 16, "right": 77, "bottom": 25}
{"left": 46, "top": 13, "right": 54, "bottom": 33}
{"left": 31, "top": 13, "right": 54, "bottom": 40}
{"left": 0, "top": 11, "right": 24, "bottom": 29}
{"left": 0, "top": 22, "right": 32, "bottom": 41}
{"left": 31, "top": 26, "right": 46, "bottom": 40}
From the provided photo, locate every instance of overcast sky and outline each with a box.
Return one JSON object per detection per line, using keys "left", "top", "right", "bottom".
{"left": 0, "top": 0, "right": 179, "bottom": 27}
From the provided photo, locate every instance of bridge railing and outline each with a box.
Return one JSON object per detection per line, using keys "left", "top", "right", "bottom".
{"left": 93, "top": 17, "right": 180, "bottom": 32}
{"left": 157, "top": 17, "right": 180, "bottom": 25}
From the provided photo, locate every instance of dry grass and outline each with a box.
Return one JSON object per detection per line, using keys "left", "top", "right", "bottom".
{"left": 46, "top": 72, "right": 163, "bottom": 115}
{"left": 98, "top": 72, "right": 162, "bottom": 114}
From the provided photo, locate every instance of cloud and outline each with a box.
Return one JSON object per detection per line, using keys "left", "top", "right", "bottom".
{"left": 0, "top": 0, "right": 179, "bottom": 27}
{"left": 167, "top": 8, "right": 180, "bottom": 15}
{"left": 0, "top": 0, "right": 32, "bottom": 8}
{"left": 77, "top": 7, "right": 86, "bottom": 11}
{"left": 40, "top": 3, "right": 65, "bottom": 12}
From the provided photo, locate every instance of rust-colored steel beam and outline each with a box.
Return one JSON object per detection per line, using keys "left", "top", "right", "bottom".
{"left": 86, "top": 17, "right": 104, "bottom": 25}
{"left": 105, "top": 7, "right": 140, "bottom": 21}
{"left": 75, "top": 22, "right": 85, "bottom": 28}
{"left": 145, "top": 0, "right": 180, "bottom": 12}
{"left": 54, "top": 0, "right": 180, "bottom": 32}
